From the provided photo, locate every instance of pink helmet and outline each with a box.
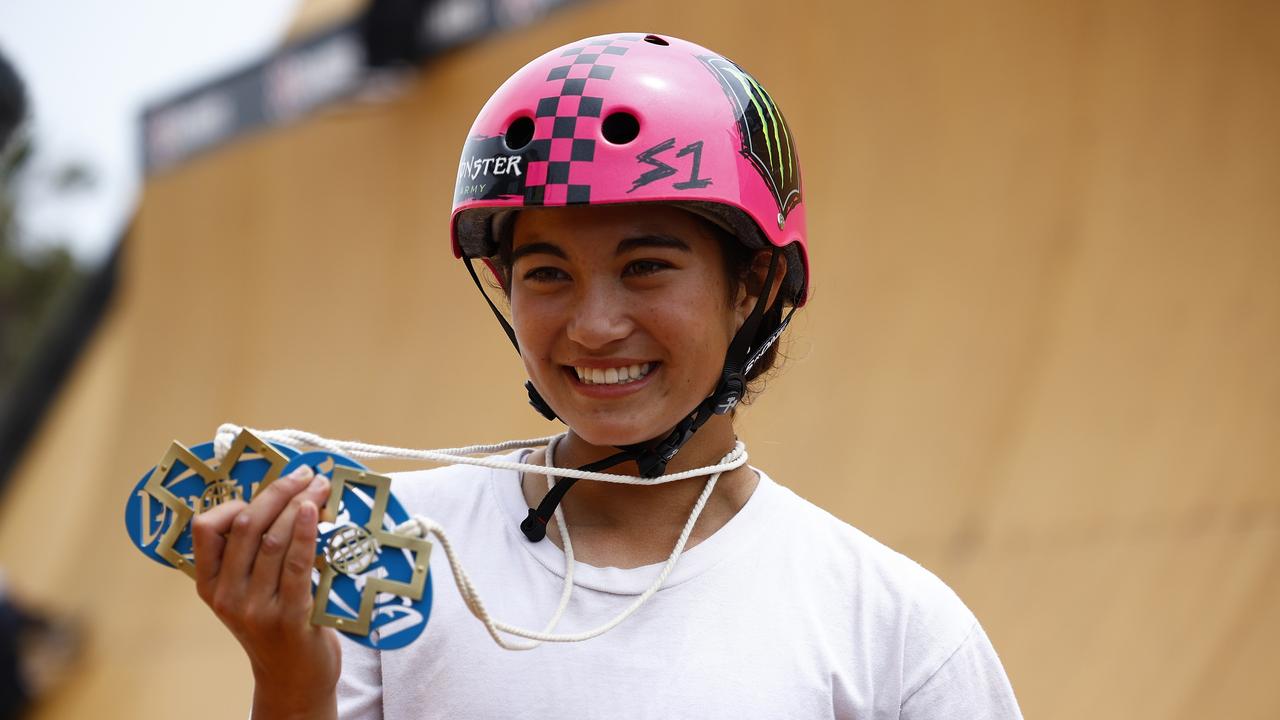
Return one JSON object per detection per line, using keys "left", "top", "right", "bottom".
{"left": 450, "top": 32, "right": 809, "bottom": 304}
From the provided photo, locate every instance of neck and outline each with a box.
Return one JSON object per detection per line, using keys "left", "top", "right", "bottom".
{"left": 521, "top": 414, "right": 758, "bottom": 567}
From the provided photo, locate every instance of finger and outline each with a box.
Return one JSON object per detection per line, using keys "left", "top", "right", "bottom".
{"left": 249, "top": 474, "right": 329, "bottom": 602}
{"left": 191, "top": 499, "right": 248, "bottom": 593}
{"left": 279, "top": 499, "right": 320, "bottom": 621}
{"left": 219, "top": 466, "right": 314, "bottom": 594}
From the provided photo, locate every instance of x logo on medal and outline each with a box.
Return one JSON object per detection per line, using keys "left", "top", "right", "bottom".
{"left": 128, "top": 429, "right": 432, "bottom": 645}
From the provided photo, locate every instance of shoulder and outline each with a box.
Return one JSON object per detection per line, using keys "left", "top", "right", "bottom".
{"left": 385, "top": 454, "right": 511, "bottom": 519}
{"left": 900, "top": 621, "right": 1023, "bottom": 719}
{"left": 761, "top": 472, "right": 996, "bottom": 702}
{"left": 766, "top": 475, "right": 972, "bottom": 620}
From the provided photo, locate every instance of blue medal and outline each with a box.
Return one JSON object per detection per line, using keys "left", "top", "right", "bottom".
{"left": 123, "top": 429, "right": 432, "bottom": 649}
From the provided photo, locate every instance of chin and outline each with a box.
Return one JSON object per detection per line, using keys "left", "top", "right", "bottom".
{"left": 564, "top": 412, "right": 677, "bottom": 449}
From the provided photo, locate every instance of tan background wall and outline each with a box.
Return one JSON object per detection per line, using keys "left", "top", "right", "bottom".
{"left": 2, "top": 0, "right": 1277, "bottom": 717}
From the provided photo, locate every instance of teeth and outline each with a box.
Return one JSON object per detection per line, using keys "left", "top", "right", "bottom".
{"left": 574, "top": 363, "right": 653, "bottom": 385}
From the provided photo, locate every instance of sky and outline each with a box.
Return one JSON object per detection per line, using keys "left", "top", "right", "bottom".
{"left": 0, "top": 0, "right": 300, "bottom": 265}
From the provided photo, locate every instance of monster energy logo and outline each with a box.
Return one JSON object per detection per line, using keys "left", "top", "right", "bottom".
{"left": 698, "top": 55, "right": 801, "bottom": 224}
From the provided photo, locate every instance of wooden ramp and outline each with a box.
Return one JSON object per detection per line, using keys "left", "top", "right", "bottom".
{"left": 2, "top": 0, "right": 1277, "bottom": 717}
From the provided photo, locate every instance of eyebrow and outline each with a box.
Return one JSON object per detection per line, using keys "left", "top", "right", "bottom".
{"left": 509, "top": 234, "right": 692, "bottom": 264}
{"left": 615, "top": 235, "right": 692, "bottom": 255}
{"left": 509, "top": 241, "right": 567, "bottom": 264}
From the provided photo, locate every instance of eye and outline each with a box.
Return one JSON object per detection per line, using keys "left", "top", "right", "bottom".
{"left": 623, "top": 259, "right": 671, "bottom": 277}
{"left": 522, "top": 266, "right": 569, "bottom": 283}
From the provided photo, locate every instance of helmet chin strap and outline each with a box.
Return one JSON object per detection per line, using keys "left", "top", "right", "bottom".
{"left": 463, "top": 247, "right": 794, "bottom": 542}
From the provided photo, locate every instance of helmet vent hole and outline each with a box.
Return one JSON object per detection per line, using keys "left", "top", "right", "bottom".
{"left": 643, "top": 35, "right": 669, "bottom": 46}
{"left": 504, "top": 116, "right": 535, "bottom": 150}
{"left": 601, "top": 112, "right": 640, "bottom": 145}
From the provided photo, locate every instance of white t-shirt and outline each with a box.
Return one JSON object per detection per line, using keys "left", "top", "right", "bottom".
{"left": 337, "top": 452, "right": 1022, "bottom": 719}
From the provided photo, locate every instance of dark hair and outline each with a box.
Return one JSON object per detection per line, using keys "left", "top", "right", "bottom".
{"left": 490, "top": 209, "right": 792, "bottom": 406}
{"left": 698, "top": 216, "right": 789, "bottom": 406}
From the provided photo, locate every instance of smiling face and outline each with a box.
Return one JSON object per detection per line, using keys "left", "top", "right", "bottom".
{"left": 507, "top": 204, "right": 749, "bottom": 447}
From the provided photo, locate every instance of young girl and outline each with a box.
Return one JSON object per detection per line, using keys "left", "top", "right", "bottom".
{"left": 191, "top": 33, "right": 1022, "bottom": 719}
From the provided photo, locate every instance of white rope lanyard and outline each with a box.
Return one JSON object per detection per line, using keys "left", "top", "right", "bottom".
{"left": 213, "top": 423, "right": 739, "bottom": 650}
{"left": 213, "top": 424, "right": 745, "bottom": 486}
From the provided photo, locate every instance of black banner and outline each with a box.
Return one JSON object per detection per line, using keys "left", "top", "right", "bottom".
{"left": 141, "top": 0, "right": 584, "bottom": 174}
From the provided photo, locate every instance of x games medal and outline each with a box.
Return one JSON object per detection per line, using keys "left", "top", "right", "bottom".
{"left": 124, "top": 431, "right": 298, "bottom": 572}
{"left": 124, "top": 430, "right": 433, "bottom": 650}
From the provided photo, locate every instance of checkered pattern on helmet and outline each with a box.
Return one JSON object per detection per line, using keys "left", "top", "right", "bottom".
{"left": 523, "top": 35, "right": 642, "bottom": 206}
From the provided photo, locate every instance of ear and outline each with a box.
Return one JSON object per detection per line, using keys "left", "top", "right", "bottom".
{"left": 734, "top": 249, "right": 787, "bottom": 330}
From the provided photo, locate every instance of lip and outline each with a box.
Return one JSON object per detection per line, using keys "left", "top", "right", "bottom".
{"left": 564, "top": 357, "right": 655, "bottom": 369}
{"left": 562, "top": 362, "right": 660, "bottom": 399}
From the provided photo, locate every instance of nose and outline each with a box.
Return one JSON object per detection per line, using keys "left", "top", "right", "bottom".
{"left": 566, "top": 280, "right": 633, "bottom": 350}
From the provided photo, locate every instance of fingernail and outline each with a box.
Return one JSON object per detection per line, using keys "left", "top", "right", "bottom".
{"left": 286, "top": 465, "right": 314, "bottom": 482}
{"left": 309, "top": 475, "right": 328, "bottom": 492}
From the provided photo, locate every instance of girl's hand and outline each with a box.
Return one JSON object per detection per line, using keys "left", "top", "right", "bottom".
{"left": 191, "top": 465, "right": 340, "bottom": 719}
